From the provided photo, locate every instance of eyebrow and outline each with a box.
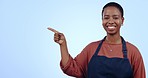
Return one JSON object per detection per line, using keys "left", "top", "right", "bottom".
{"left": 104, "top": 15, "right": 120, "bottom": 17}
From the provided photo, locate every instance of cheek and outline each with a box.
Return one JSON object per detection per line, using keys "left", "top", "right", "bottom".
{"left": 102, "top": 20, "right": 107, "bottom": 30}
{"left": 117, "top": 19, "right": 123, "bottom": 25}
{"left": 118, "top": 20, "right": 121, "bottom": 23}
{"left": 102, "top": 20, "right": 106, "bottom": 26}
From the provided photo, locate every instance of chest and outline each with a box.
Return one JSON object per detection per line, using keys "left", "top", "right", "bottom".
{"left": 98, "top": 43, "right": 124, "bottom": 58}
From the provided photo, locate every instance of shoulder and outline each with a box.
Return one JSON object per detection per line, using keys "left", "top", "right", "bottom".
{"left": 86, "top": 40, "right": 101, "bottom": 48}
{"left": 126, "top": 42, "right": 143, "bottom": 61}
{"left": 125, "top": 42, "right": 145, "bottom": 72}
{"left": 82, "top": 40, "right": 101, "bottom": 53}
{"left": 126, "top": 42, "right": 139, "bottom": 52}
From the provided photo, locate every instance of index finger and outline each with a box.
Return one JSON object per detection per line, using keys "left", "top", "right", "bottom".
{"left": 47, "top": 27, "right": 60, "bottom": 33}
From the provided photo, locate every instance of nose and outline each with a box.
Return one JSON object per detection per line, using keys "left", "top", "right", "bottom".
{"left": 108, "top": 18, "right": 114, "bottom": 24}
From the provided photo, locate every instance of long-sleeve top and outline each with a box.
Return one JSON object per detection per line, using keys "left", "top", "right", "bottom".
{"left": 60, "top": 40, "right": 146, "bottom": 78}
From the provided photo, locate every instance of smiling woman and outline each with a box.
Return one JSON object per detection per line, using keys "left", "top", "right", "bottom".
{"left": 102, "top": 3, "right": 124, "bottom": 43}
{"left": 0, "top": 0, "right": 147, "bottom": 78}
{"left": 48, "top": 2, "right": 146, "bottom": 78}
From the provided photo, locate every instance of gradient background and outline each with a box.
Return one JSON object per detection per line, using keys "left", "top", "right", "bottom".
{"left": 0, "top": 0, "right": 147, "bottom": 78}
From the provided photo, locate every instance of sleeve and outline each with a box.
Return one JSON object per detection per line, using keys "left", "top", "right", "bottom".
{"left": 131, "top": 47, "right": 146, "bottom": 78}
{"left": 60, "top": 43, "right": 92, "bottom": 77}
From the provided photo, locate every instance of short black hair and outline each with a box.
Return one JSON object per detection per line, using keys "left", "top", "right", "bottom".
{"left": 102, "top": 2, "right": 124, "bottom": 17}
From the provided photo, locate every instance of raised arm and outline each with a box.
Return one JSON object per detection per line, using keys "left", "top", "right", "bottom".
{"left": 47, "top": 27, "right": 69, "bottom": 66}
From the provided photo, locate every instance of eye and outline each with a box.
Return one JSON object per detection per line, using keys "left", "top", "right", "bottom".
{"left": 113, "top": 16, "right": 119, "bottom": 20}
{"left": 113, "top": 15, "right": 119, "bottom": 20}
{"left": 103, "top": 17, "right": 109, "bottom": 20}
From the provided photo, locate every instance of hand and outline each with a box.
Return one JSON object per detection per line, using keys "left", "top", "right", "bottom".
{"left": 47, "top": 27, "right": 66, "bottom": 45}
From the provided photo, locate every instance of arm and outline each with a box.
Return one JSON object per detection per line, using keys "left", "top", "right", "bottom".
{"left": 129, "top": 45, "right": 146, "bottom": 78}
{"left": 59, "top": 35, "right": 69, "bottom": 66}
{"left": 133, "top": 52, "right": 146, "bottom": 78}
{"left": 48, "top": 27, "right": 69, "bottom": 66}
{"left": 48, "top": 27, "right": 89, "bottom": 77}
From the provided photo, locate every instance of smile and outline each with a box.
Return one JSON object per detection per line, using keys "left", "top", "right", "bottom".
{"left": 107, "top": 26, "right": 116, "bottom": 30}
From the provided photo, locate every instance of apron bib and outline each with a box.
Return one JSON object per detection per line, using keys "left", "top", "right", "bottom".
{"left": 87, "top": 36, "right": 133, "bottom": 78}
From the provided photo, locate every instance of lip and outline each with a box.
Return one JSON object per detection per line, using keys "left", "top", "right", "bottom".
{"left": 106, "top": 26, "right": 116, "bottom": 30}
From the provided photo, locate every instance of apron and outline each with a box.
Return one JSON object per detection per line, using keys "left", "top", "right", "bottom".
{"left": 87, "top": 36, "right": 133, "bottom": 78}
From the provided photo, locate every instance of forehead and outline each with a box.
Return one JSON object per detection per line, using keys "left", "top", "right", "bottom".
{"left": 103, "top": 6, "right": 121, "bottom": 16}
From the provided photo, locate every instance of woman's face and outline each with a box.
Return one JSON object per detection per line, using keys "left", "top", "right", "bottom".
{"left": 102, "top": 6, "right": 124, "bottom": 35}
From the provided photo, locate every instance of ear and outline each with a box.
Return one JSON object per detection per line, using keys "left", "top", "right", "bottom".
{"left": 121, "top": 17, "right": 124, "bottom": 25}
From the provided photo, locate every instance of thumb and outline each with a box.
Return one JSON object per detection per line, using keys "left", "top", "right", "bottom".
{"left": 58, "top": 33, "right": 65, "bottom": 45}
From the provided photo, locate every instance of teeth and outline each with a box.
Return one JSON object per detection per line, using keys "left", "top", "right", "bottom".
{"left": 108, "top": 26, "right": 115, "bottom": 29}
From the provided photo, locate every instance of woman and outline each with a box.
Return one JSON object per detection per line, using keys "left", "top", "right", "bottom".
{"left": 48, "top": 2, "right": 146, "bottom": 78}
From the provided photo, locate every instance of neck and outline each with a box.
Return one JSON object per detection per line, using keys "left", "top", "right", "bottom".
{"left": 106, "top": 35, "right": 121, "bottom": 44}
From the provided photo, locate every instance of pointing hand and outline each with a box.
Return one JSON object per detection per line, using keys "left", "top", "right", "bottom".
{"left": 47, "top": 27, "right": 65, "bottom": 45}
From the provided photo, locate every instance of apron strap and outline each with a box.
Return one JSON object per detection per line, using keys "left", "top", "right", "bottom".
{"left": 121, "top": 36, "right": 128, "bottom": 58}
{"left": 94, "top": 36, "right": 106, "bottom": 56}
{"left": 94, "top": 36, "right": 128, "bottom": 58}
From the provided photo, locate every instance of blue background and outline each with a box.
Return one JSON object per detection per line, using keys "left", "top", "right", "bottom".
{"left": 0, "top": 0, "right": 147, "bottom": 78}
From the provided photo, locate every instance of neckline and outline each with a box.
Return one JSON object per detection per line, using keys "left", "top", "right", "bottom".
{"left": 94, "top": 36, "right": 128, "bottom": 58}
{"left": 104, "top": 40, "right": 122, "bottom": 45}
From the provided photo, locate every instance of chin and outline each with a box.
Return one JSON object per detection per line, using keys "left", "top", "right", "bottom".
{"left": 107, "top": 32, "right": 117, "bottom": 35}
